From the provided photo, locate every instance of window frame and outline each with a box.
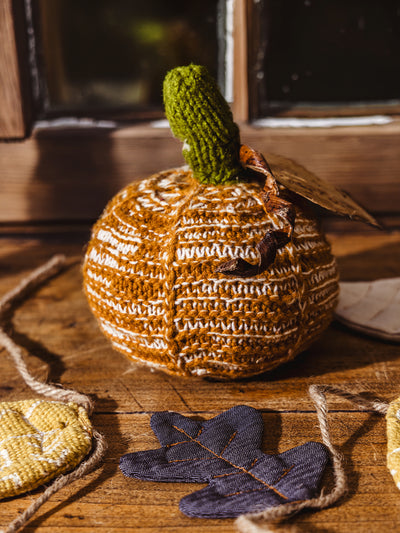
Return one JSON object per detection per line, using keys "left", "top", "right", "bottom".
{"left": 0, "top": 0, "right": 33, "bottom": 139}
{"left": 0, "top": 0, "right": 399, "bottom": 231}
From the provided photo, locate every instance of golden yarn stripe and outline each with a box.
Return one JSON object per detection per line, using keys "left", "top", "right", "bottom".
{"left": 83, "top": 167, "right": 339, "bottom": 379}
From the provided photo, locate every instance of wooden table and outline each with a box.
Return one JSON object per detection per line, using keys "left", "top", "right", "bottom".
{"left": 1, "top": 231, "right": 400, "bottom": 533}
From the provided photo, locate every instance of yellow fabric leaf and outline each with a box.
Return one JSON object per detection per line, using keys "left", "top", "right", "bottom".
{"left": 0, "top": 399, "right": 92, "bottom": 498}
{"left": 386, "top": 397, "right": 400, "bottom": 490}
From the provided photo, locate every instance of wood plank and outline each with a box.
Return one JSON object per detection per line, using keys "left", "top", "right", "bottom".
{"left": 321, "top": 214, "right": 400, "bottom": 234}
{"left": 0, "top": 413, "right": 396, "bottom": 532}
{"left": 0, "top": 232, "right": 400, "bottom": 531}
{"left": 246, "top": 0, "right": 264, "bottom": 120}
{"left": 0, "top": 0, "right": 32, "bottom": 138}
{"left": 263, "top": 101, "right": 400, "bottom": 118}
{"left": 0, "top": 120, "right": 399, "bottom": 223}
{"left": 232, "top": 0, "right": 249, "bottom": 122}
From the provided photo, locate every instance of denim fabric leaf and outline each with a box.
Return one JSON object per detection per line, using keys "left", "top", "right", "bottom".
{"left": 119, "top": 405, "right": 329, "bottom": 519}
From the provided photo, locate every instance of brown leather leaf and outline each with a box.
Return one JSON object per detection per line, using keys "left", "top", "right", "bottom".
{"left": 216, "top": 147, "right": 296, "bottom": 278}
{"left": 240, "top": 146, "right": 380, "bottom": 228}
{"left": 215, "top": 231, "right": 279, "bottom": 277}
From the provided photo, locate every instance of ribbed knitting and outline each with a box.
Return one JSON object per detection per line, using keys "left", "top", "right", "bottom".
{"left": 83, "top": 165, "right": 339, "bottom": 379}
{"left": 163, "top": 65, "right": 241, "bottom": 185}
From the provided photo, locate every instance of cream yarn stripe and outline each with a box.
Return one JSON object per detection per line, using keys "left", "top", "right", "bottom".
{"left": 0, "top": 255, "right": 107, "bottom": 533}
{"left": 236, "top": 384, "right": 389, "bottom": 533}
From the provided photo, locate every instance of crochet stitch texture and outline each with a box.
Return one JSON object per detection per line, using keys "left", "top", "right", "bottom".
{"left": 83, "top": 162, "right": 339, "bottom": 379}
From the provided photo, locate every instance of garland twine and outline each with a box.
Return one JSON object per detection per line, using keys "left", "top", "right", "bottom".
{"left": 236, "top": 386, "right": 389, "bottom": 533}
{"left": 0, "top": 255, "right": 392, "bottom": 532}
{"left": 0, "top": 256, "right": 107, "bottom": 533}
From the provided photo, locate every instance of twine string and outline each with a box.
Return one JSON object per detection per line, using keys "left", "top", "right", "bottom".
{"left": 310, "top": 384, "right": 389, "bottom": 415}
{"left": 3, "top": 430, "right": 107, "bottom": 533}
{"left": 0, "top": 255, "right": 107, "bottom": 533}
{"left": 0, "top": 256, "right": 391, "bottom": 532}
{"left": 236, "top": 384, "right": 389, "bottom": 533}
{"left": 0, "top": 330, "right": 93, "bottom": 414}
{"left": 0, "top": 255, "right": 66, "bottom": 317}
{"left": 0, "top": 255, "right": 93, "bottom": 414}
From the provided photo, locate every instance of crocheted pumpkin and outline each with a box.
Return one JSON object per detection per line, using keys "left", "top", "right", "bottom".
{"left": 83, "top": 65, "right": 340, "bottom": 379}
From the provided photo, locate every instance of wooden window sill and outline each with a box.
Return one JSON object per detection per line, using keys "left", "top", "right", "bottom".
{"left": 0, "top": 118, "right": 399, "bottom": 225}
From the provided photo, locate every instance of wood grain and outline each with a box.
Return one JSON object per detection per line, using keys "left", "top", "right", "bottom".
{"left": 0, "top": 120, "right": 399, "bottom": 224}
{"left": 0, "top": 0, "right": 32, "bottom": 139}
{"left": 0, "top": 232, "right": 399, "bottom": 531}
{"left": 232, "top": 0, "right": 249, "bottom": 122}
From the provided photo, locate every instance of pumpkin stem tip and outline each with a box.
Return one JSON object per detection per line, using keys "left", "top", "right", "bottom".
{"left": 163, "top": 65, "right": 241, "bottom": 185}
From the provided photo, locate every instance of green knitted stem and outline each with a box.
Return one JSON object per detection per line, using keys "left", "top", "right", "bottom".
{"left": 163, "top": 65, "right": 241, "bottom": 185}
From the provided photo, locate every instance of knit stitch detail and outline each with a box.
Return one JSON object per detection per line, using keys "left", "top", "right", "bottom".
{"left": 163, "top": 65, "right": 241, "bottom": 185}
{"left": 163, "top": 185, "right": 202, "bottom": 369}
{"left": 83, "top": 167, "right": 339, "bottom": 379}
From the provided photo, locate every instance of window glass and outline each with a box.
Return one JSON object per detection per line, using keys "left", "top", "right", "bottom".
{"left": 37, "top": 0, "right": 223, "bottom": 116}
{"left": 255, "top": 0, "right": 400, "bottom": 114}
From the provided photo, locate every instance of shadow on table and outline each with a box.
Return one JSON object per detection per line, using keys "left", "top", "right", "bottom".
{"left": 263, "top": 319, "right": 400, "bottom": 384}
{"left": 255, "top": 239, "right": 400, "bottom": 383}
{"left": 335, "top": 238, "right": 400, "bottom": 281}
{"left": 27, "top": 397, "right": 125, "bottom": 530}
{"left": 0, "top": 236, "right": 90, "bottom": 279}
{"left": 260, "top": 408, "right": 380, "bottom": 533}
{"left": 0, "top": 268, "right": 129, "bottom": 530}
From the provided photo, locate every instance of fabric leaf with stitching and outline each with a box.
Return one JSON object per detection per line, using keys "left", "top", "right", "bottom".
{"left": 119, "top": 405, "right": 329, "bottom": 518}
